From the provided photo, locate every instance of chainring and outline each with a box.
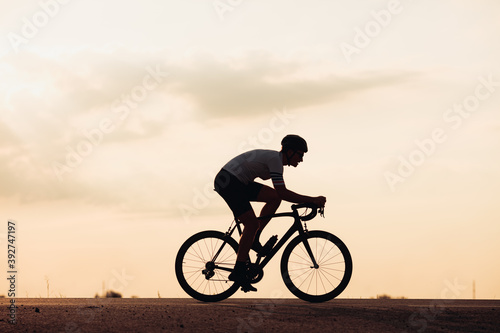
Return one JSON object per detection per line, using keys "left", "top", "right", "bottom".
{"left": 246, "top": 263, "right": 264, "bottom": 284}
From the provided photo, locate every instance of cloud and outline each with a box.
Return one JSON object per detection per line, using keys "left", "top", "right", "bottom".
{"left": 0, "top": 49, "right": 173, "bottom": 206}
{"left": 2, "top": 49, "right": 163, "bottom": 116}
{"left": 1, "top": 47, "right": 171, "bottom": 152}
{"left": 166, "top": 52, "right": 417, "bottom": 118}
{"left": 0, "top": 120, "right": 19, "bottom": 147}
{"left": 1, "top": 48, "right": 417, "bottom": 149}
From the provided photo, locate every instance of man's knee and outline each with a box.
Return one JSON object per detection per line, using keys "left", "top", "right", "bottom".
{"left": 238, "top": 212, "right": 260, "bottom": 230}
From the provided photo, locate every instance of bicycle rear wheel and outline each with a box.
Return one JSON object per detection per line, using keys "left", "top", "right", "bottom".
{"left": 281, "top": 230, "right": 352, "bottom": 302}
{"left": 175, "top": 230, "right": 240, "bottom": 302}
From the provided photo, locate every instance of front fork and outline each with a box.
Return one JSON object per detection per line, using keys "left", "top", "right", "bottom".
{"left": 300, "top": 234, "right": 320, "bottom": 269}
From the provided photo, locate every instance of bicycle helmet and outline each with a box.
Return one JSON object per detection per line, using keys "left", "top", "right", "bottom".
{"left": 281, "top": 134, "right": 308, "bottom": 153}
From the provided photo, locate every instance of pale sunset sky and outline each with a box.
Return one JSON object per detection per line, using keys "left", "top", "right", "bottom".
{"left": 1, "top": 0, "right": 499, "bottom": 299}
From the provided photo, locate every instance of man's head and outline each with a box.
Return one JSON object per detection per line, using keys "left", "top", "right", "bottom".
{"left": 281, "top": 134, "right": 308, "bottom": 167}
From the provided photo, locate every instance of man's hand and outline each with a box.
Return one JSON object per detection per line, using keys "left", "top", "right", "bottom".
{"left": 312, "top": 196, "right": 326, "bottom": 208}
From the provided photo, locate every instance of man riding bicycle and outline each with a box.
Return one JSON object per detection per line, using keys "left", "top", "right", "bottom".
{"left": 214, "top": 134, "right": 326, "bottom": 292}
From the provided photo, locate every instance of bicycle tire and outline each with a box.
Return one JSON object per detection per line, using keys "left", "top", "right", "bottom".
{"left": 175, "top": 230, "right": 240, "bottom": 302}
{"left": 281, "top": 230, "right": 352, "bottom": 303}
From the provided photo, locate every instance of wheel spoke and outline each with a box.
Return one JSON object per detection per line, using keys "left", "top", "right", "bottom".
{"left": 318, "top": 267, "right": 337, "bottom": 288}
{"left": 290, "top": 248, "right": 313, "bottom": 265}
{"left": 317, "top": 242, "right": 336, "bottom": 264}
{"left": 320, "top": 251, "right": 343, "bottom": 265}
{"left": 296, "top": 268, "right": 315, "bottom": 290}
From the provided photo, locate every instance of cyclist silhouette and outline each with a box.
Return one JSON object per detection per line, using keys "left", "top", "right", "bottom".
{"left": 214, "top": 134, "right": 326, "bottom": 292}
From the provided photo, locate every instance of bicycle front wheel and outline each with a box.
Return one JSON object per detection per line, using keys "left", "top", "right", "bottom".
{"left": 281, "top": 230, "right": 352, "bottom": 303}
{"left": 175, "top": 230, "right": 240, "bottom": 302}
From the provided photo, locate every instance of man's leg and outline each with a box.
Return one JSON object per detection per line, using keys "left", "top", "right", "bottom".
{"left": 230, "top": 209, "right": 259, "bottom": 292}
{"left": 215, "top": 171, "right": 259, "bottom": 291}
{"left": 227, "top": 185, "right": 280, "bottom": 291}
{"left": 236, "top": 210, "right": 260, "bottom": 262}
{"left": 253, "top": 186, "right": 282, "bottom": 246}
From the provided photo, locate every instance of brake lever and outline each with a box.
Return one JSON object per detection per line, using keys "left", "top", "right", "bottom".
{"left": 319, "top": 207, "right": 325, "bottom": 218}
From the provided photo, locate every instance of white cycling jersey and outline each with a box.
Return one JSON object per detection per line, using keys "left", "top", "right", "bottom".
{"left": 222, "top": 149, "right": 285, "bottom": 187}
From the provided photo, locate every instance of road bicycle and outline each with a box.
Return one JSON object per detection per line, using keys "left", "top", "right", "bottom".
{"left": 175, "top": 203, "right": 352, "bottom": 303}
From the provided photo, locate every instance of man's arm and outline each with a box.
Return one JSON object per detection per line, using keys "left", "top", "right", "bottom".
{"left": 275, "top": 185, "right": 326, "bottom": 207}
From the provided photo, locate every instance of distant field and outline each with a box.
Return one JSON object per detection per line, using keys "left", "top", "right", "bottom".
{"left": 1, "top": 298, "right": 499, "bottom": 332}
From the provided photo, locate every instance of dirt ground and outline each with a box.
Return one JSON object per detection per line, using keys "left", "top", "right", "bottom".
{"left": 1, "top": 298, "right": 499, "bottom": 333}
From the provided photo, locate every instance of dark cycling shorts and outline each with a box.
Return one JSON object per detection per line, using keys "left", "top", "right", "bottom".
{"left": 214, "top": 169, "right": 263, "bottom": 218}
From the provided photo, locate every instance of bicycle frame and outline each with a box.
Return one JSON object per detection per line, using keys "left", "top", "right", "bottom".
{"left": 213, "top": 206, "right": 319, "bottom": 274}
